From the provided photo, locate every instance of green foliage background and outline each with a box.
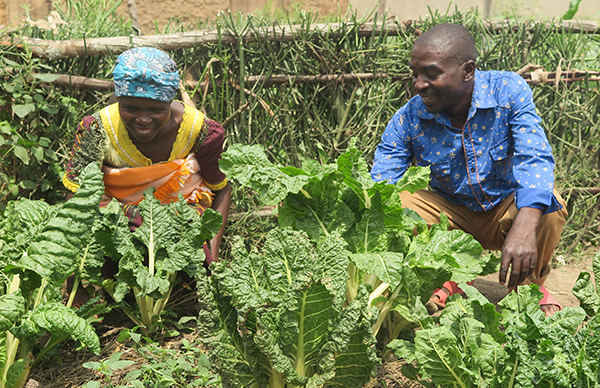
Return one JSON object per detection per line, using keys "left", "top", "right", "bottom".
{"left": 0, "top": 0, "right": 598, "bottom": 254}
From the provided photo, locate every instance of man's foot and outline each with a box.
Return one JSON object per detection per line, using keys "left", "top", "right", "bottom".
{"left": 425, "top": 281, "right": 466, "bottom": 315}
{"left": 426, "top": 286, "right": 451, "bottom": 315}
{"left": 539, "top": 285, "right": 562, "bottom": 317}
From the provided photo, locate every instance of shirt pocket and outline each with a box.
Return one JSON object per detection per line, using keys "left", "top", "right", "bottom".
{"left": 429, "top": 162, "right": 454, "bottom": 193}
{"left": 489, "top": 138, "right": 511, "bottom": 177}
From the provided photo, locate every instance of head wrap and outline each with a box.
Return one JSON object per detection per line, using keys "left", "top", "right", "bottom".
{"left": 113, "top": 47, "right": 180, "bottom": 102}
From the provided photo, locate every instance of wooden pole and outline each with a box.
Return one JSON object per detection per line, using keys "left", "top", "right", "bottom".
{"left": 2, "top": 19, "right": 600, "bottom": 60}
{"left": 3, "top": 69, "right": 598, "bottom": 91}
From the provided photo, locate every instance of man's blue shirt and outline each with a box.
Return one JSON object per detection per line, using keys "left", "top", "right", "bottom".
{"left": 371, "top": 69, "right": 561, "bottom": 214}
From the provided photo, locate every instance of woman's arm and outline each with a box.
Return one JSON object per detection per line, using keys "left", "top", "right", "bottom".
{"left": 209, "top": 181, "right": 232, "bottom": 261}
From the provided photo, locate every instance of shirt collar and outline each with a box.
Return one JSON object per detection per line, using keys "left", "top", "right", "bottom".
{"left": 470, "top": 70, "right": 498, "bottom": 111}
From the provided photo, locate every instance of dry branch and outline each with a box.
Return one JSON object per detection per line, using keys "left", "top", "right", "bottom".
{"left": 2, "top": 19, "right": 599, "bottom": 60}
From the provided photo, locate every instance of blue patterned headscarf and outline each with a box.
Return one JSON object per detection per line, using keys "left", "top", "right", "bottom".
{"left": 113, "top": 47, "right": 180, "bottom": 102}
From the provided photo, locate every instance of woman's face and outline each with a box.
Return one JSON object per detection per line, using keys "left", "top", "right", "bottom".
{"left": 118, "top": 96, "right": 172, "bottom": 143}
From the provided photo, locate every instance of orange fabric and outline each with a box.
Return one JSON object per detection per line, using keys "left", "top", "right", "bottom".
{"left": 102, "top": 154, "right": 213, "bottom": 209}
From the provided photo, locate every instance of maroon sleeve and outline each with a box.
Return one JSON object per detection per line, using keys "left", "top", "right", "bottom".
{"left": 195, "top": 119, "right": 227, "bottom": 189}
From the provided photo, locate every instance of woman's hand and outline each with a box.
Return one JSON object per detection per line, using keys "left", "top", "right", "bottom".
{"left": 209, "top": 182, "right": 232, "bottom": 261}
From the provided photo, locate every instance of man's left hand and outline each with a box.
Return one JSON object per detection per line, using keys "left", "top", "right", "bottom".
{"left": 499, "top": 207, "right": 543, "bottom": 289}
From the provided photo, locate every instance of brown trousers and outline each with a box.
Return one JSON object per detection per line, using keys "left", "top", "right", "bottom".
{"left": 399, "top": 189, "right": 568, "bottom": 286}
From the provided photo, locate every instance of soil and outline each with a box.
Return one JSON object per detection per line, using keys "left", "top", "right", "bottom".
{"left": 27, "top": 250, "right": 597, "bottom": 388}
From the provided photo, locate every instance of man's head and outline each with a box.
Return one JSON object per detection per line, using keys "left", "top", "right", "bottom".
{"left": 409, "top": 23, "right": 477, "bottom": 118}
{"left": 113, "top": 47, "right": 180, "bottom": 102}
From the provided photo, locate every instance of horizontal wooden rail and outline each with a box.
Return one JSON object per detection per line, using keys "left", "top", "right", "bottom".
{"left": 563, "top": 187, "right": 600, "bottom": 195}
{"left": 2, "top": 19, "right": 599, "bottom": 60}
{"left": 4, "top": 69, "right": 598, "bottom": 91}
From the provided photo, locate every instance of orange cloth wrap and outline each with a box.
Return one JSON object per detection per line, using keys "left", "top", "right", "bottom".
{"left": 102, "top": 154, "right": 213, "bottom": 209}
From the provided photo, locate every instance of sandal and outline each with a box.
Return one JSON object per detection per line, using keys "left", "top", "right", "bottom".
{"left": 426, "top": 281, "right": 466, "bottom": 314}
{"left": 539, "top": 285, "right": 562, "bottom": 317}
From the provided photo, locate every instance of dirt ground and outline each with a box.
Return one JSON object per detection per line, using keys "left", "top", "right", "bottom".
{"left": 27, "top": 250, "right": 597, "bottom": 388}
{"left": 474, "top": 251, "right": 595, "bottom": 309}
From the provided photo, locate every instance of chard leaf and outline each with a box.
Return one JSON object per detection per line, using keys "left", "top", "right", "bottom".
{"left": 345, "top": 193, "right": 388, "bottom": 253}
{"left": 387, "top": 339, "right": 416, "bottom": 364}
{"left": 336, "top": 138, "right": 375, "bottom": 209}
{"left": 279, "top": 175, "right": 355, "bottom": 241}
{"left": 351, "top": 252, "right": 406, "bottom": 286}
{"left": 18, "top": 163, "right": 103, "bottom": 282}
{"left": 212, "top": 237, "right": 272, "bottom": 307}
{"left": 201, "top": 228, "right": 376, "bottom": 387}
{"left": 197, "top": 273, "right": 261, "bottom": 387}
{"left": 107, "top": 189, "right": 221, "bottom": 301}
{"left": 572, "top": 251, "right": 600, "bottom": 317}
{"left": 15, "top": 302, "right": 100, "bottom": 355}
{"left": 500, "top": 285, "right": 547, "bottom": 343}
{"left": 408, "top": 229, "right": 484, "bottom": 283}
{"left": 5, "top": 360, "right": 27, "bottom": 388}
{"left": 412, "top": 326, "right": 472, "bottom": 386}
{"left": 254, "top": 282, "right": 336, "bottom": 386}
{"left": 219, "top": 143, "right": 310, "bottom": 205}
{"left": 563, "top": 314, "right": 600, "bottom": 383}
{"left": 474, "top": 332, "right": 507, "bottom": 382}
{"left": 132, "top": 189, "right": 179, "bottom": 268}
{"left": 394, "top": 165, "right": 431, "bottom": 194}
{"left": 0, "top": 291, "right": 26, "bottom": 332}
{"left": 546, "top": 307, "right": 587, "bottom": 337}
{"left": 0, "top": 199, "right": 51, "bottom": 253}
{"left": 325, "top": 285, "right": 379, "bottom": 388}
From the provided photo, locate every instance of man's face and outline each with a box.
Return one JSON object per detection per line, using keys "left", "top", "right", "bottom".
{"left": 409, "top": 43, "right": 471, "bottom": 115}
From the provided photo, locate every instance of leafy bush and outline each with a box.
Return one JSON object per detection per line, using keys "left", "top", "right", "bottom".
{"left": 219, "top": 139, "right": 499, "bottom": 347}
{"left": 0, "top": 163, "right": 106, "bottom": 388}
{"left": 93, "top": 191, "right": 223, "bottom": 331}
{"left": 198, "top": 228, "right": 379, "bottom": 387}
{"left": 389, "top": 282, "right": 600, "bottom": 387}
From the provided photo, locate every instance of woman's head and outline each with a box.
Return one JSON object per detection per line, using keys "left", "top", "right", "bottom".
{"left": 113, "top": 47, "right": 180, "bottom": 102}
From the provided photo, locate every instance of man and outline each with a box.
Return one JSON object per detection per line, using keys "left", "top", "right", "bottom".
{"left": 370, "top": 23, "right": 567, "bottom": 316}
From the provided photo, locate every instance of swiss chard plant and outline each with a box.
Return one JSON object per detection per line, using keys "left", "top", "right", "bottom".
{"left": 93, "top": 189, "right": 223, "bottom": 331}
{"left": 0, "top": 163, "right": 105, "bottom": 388}
{"left": 572, "top": 251, "right": 600, "bottom": 317}
{"left": 388, "top": 282, "right": 600, "bottom": 387}
{"left": 219, "top": 139, "right": 499, "bottom": 346}
{"left": 197, "top": 228, "right": 379, "bottom": 388}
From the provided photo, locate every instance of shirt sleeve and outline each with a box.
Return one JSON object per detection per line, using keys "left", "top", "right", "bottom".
{"left": 507, "top": 75, "right": 561, "bottom": 214}
{"left": 62, "top": 115, "right": 106, "bottom": 192}
{"left": 194, "top": 118, "right": 228, "bottom": 191}
{"left": 370, "top": 108, "right": 414, "bottom": 184}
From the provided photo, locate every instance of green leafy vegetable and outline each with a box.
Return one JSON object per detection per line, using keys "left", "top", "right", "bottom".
{"left": 221, "top": 139, "right": 499, "bottom": 346}
{"left": 198, "top": 228, "right": 379, "bottom": 387}
{"left": 389, "top": 283, "right": 599, "bottom": 388}
{"left": 95, "top": 189, "right": 223, "bottom": 330}
{"left": 572, "top": 251, "right": 600, "bottom": 317}
{"left": 0, "top": 163, "right": 104, "bottom": 388}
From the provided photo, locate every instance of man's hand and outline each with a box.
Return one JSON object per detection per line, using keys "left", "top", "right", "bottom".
{"left": 499, "top": 207, "right": 542, "bottom": 289}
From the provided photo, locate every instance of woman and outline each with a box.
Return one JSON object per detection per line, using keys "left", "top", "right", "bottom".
{"left": 63, "top": 47, "right": 231, "bottom": 263}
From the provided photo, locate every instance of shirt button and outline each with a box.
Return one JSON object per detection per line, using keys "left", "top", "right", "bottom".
{"left": 470, "top": 167, "right": 475, "bottom": 173}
